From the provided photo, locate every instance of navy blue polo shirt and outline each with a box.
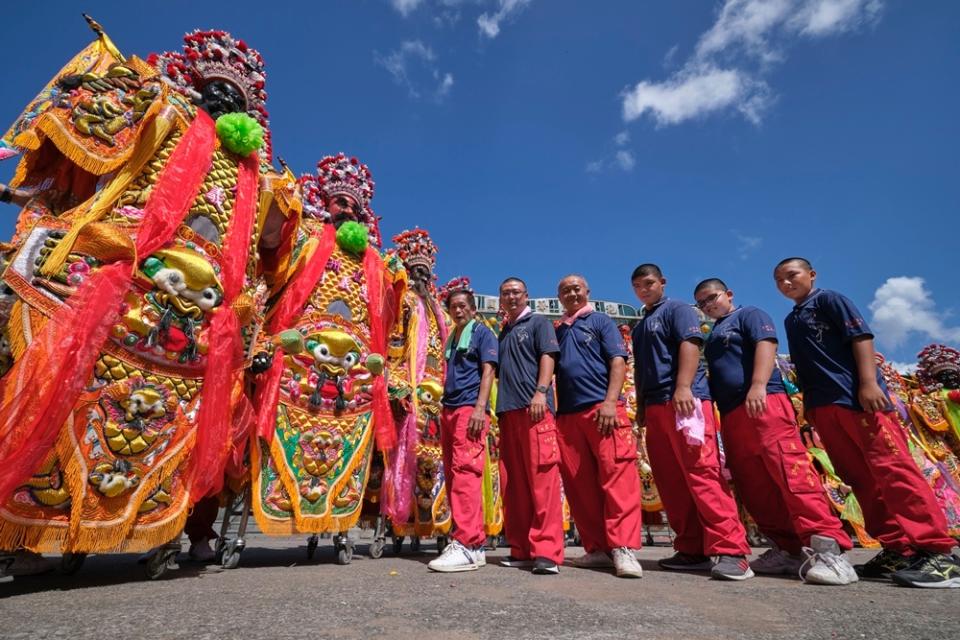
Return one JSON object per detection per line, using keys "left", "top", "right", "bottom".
{"left": 630, "top": 298, "right": 711, "bottom": 405}
{"left": 495, "top": 313, "right": 559, "bottom": 414}
{"left": 443, "top": 321, "right": 499, "bottom": 409}
{"left": 783, "top": 289, "right": 888, "bottom": 411}
{"left": 555, "top": 311, "right": 629, "bottom": 415}
{"left": 704, "top": 306, "right": 786, "bottom": 415}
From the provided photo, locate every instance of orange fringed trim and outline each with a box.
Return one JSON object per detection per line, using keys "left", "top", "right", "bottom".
{"left": 5, "top": 300, "right": 42, "bottom": 362}
{"left": 250, "top": 421, "right": 375, "bottom": 536}
{"left": 0, "top": 512, "right": 70, "bottom": 554}
{"left": 55, "top": 412, "right": 194, "bottom": 553}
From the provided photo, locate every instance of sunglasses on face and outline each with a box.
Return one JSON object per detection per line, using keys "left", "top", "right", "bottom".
{"left": 695, "top": 291, "right": 726, "bottom": 310}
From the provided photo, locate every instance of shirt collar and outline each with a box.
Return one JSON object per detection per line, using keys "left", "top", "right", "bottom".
{"left": 643, "top": 296, "right": 668, "bottom": 317}
{"left": 794, "top": 288, "right": 822, "bottom": 310}
{"left": 559, "top": 304, "right": 594, "bottom": 326}
{"left": 505, "top": 306, "right": 532, "bottom": 327}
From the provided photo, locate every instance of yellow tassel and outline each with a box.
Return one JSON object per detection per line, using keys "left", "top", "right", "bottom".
{"left": 38, "top": 101, "right": 177, "bottom": 278}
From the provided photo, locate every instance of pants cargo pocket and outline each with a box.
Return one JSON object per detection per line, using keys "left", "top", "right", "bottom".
{"left": 777, "top": 441, "right": 821, "bottom": 493}
{"left": 453, "top": 440, "right": 486, "bottom": 476}
{"left": 535, "top": 423, "right": 561, "bottom": 467}
{"left": 613, "top": 426, "right": 638, "bottom": 462}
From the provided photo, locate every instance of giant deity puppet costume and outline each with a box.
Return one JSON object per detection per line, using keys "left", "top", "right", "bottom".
{"left": 250, "top": 153, "right": 403, "bottom": 564}
{"left": 381, "top": 229, "right": 453, "bottom": 551}
{"left": 0, "top": 23, "right": 289, "bottom": 579}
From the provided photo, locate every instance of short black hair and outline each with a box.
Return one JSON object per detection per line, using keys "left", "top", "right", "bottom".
{"left": 694, "top": 278, "right": 728, "bottom": 295}
{"left": 499, "top": 277, "right": 527, "bottom": 292}
{"left": 774, "top": 257, "right": 813, "bottom": 272}
{"left": 630, "top": 263, "right": 663, "bottom": 281}
{"left": 445, "top": 289, "right": 476, "bottom": 311}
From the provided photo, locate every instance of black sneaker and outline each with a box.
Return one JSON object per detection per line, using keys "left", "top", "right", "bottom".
{"left": 853, "top": 548, "right": 918, "bottom": 580}
{"left": 710, "top": 555, "right": 755, "bottom": 581}
{"left": 499, "top": 555, "right": 535, "bottom": 568}
{"left": 532, "top": 557, "right": 560, "bottom": 575}
{"left": 890, "top": 552, "right": 960, "bottom": 589}
{"left": 658, "top": 552, "right": 713, "bottom": 572}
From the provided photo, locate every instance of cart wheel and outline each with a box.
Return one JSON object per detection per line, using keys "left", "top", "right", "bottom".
{"left": 0, "top": 556, "right": 13, "bottom": 584}
{"left": 214, "top": 538, "right": 227, "bottom": 559}
{"left": 369, "top": 539, "right": 385, "bottom": 559}
{"left": 60, "top": 552, "right": 87, "bottom": 576}
{"left": 146, "top": 546, "right": 179, "bottom": 580}
{"left": 410, "top": 537, "right": 421, "bottom": 553}
{"left": 436, "top": 536, "right": 448, "bottom": 554}
{"left": 392, "top": 536, "right": 404, "bottom": 555}
{"left": 221, "top": 549, "right": 241, "bottom": 570}
{"left": 306, "top": 535, "right": 319, "bottom": 560}
{"left": 337, "top": 545, "right": 353, "bottom": 565}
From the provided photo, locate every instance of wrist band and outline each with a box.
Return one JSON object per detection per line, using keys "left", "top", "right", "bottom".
{"left": 0, "top": 187, "right": 11, "bottom": 203}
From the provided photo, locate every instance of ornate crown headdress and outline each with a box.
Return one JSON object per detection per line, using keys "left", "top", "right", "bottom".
{"left": 392, "top": 228, "right": 438, "bottom": 271}
{"left": 438, "top": 276, "right": 474, "bottom": 306}
{"left": 149, "top": 29, "right": 268, "bottom": 127}
{"left": 299, "top": 153, "right": 381, "bottom": 246}
{"left": 916, "top": 343, "right": 960, "bottom": 391}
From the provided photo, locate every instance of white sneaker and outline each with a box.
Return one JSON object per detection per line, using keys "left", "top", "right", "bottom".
{"left": 750, "top": 547, "right": 803, "bottom": 576}
{"left": 428, "top": 540, "right": 478, "bottom": 573}
{"left": 474, "top": 546, "right": 486, "bottom": 567}
{"left": 572, "top": 550, "right": 614, "bottom": 568}
{"left": 612, "top": 547, "right": 643, "bottom": 578}
{"left": 801, "top": 535, "right": 859, "bottom": 586}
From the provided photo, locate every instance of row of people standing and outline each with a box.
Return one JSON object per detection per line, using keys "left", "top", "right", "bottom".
{"left": 429, "top": 262, "right": 960, "bottom": 589}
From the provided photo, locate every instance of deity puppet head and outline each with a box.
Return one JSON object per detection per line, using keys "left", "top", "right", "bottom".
{"left": 916, "top": 344, "right": 960, "bottom": 392}
{"left": 299, "top": 153, "right": 383, "bottom": 248}
{"left": 151, "top": 30, "right": 269, "bottom": 152}
{"left": 393, "top": 229, "right": 438, "bottom": 297}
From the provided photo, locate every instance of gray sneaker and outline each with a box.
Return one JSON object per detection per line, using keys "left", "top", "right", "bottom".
{"left": 710, "top": 555, "right": 755, "bottom": 581}
{"left": 801, "top": 535, "right": 858, "bottom": 586}
{"left": 750, "top": 547, "right": 803, "bottom": 576}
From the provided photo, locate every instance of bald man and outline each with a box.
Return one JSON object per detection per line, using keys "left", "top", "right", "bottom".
{"left": 554, "top": 275, "right": 643, "bottom": 578}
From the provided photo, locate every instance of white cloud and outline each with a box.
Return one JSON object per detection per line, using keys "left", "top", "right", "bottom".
{"left": 623, "top": 0, "right": 883, "bottom": 126}
{"left": 478, "top": 0, "right": 532, "bottom": 38}
{"left": 375, "top": 41, "right": 454, "bottom": 101}
{"left": 613, "top": 130, "right": 630, "bottom": 146}
{"left": 615, "top": 150, "right": 636, "bottom": 172}
{"left": 888, "top": 361, "right": 918, "bottom": 375}
{"left": 391, "top": 0, "right": 425, "bottom": 17}
{"left": 623, "top": 66, "right": 771, "bottom": 126}
{"left": 585, "top": 160, "right": 603, "bottom": 174}
{"left": 868, "top": 276, "right": 960, "bottom": 349}
{"left": 734, "top": 231, "right": 762, "bottom": 259}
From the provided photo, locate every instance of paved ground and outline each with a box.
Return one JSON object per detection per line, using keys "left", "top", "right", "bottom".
{"left": 1, "top": 531, "right": 958, "bottom": 640}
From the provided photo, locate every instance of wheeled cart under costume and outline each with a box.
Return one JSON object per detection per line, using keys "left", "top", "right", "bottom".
{"left": 249, "top": 153, "right": 403, "bottom": 564}
{"left": 0, "top": 23, "right": 279, "bottom": 579}
{"left": 382, "top": 229, "right": 453, "bottom": 553}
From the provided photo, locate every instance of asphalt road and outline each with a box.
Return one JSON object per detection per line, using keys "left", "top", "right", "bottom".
{"left": 2, "top": 531, "right": 958, "bottom": 640}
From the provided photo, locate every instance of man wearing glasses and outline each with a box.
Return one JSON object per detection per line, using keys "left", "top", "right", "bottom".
{"left": 629, "top": 264, "right": 752, "bottom": 581}
{"left": 496, "top": 277, "right": 564, "bottom": 575}
{"left": 694, "top": 278, "right": 857, "bottom": 585}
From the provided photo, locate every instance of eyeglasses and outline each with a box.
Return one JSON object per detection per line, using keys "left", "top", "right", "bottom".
{"left": 695, "top": 291, "right": 725, "bottom": 309}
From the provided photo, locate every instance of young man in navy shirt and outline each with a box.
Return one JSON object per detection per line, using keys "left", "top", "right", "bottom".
{"left": 630, "top": 264, "right": 752, "bottom": 581}
{"left": 496, "top": 277, "right": 564, "bottom": 575}
{"left": 428, "top": 288, "right": 498, "bottom": 573}
{"left": 554, "top": 275, "right": 643, "bottom": 579}
{"left": 694, "top": 278, "right": 857, "bottom": 585}
{"left": 775, "top": 257, "right": 960, "bottom": 588}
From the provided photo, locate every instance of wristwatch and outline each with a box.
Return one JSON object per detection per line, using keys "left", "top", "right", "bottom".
{"left": 535, "top": 385, "right": 549, "bottom": 394}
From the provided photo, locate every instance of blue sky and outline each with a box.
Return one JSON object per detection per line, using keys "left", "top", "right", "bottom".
{"left": 1, "top": 1, "right": 958, "bottom": 368}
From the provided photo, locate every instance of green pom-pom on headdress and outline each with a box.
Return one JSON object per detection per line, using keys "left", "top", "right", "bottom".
{"left": 215, "top": 113, "right": 264, "bottom": 156}
{"left": 336, "top": 221, "right": 369, "bottom": 255}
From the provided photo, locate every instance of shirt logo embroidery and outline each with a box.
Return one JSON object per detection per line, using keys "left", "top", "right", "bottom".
{"left": 516, "top": 328, "right": 529, "bottom": 343}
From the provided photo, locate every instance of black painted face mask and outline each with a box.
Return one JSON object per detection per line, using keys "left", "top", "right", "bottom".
{"left": 197, "top": 80, "right": 246, "bottom": 119}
